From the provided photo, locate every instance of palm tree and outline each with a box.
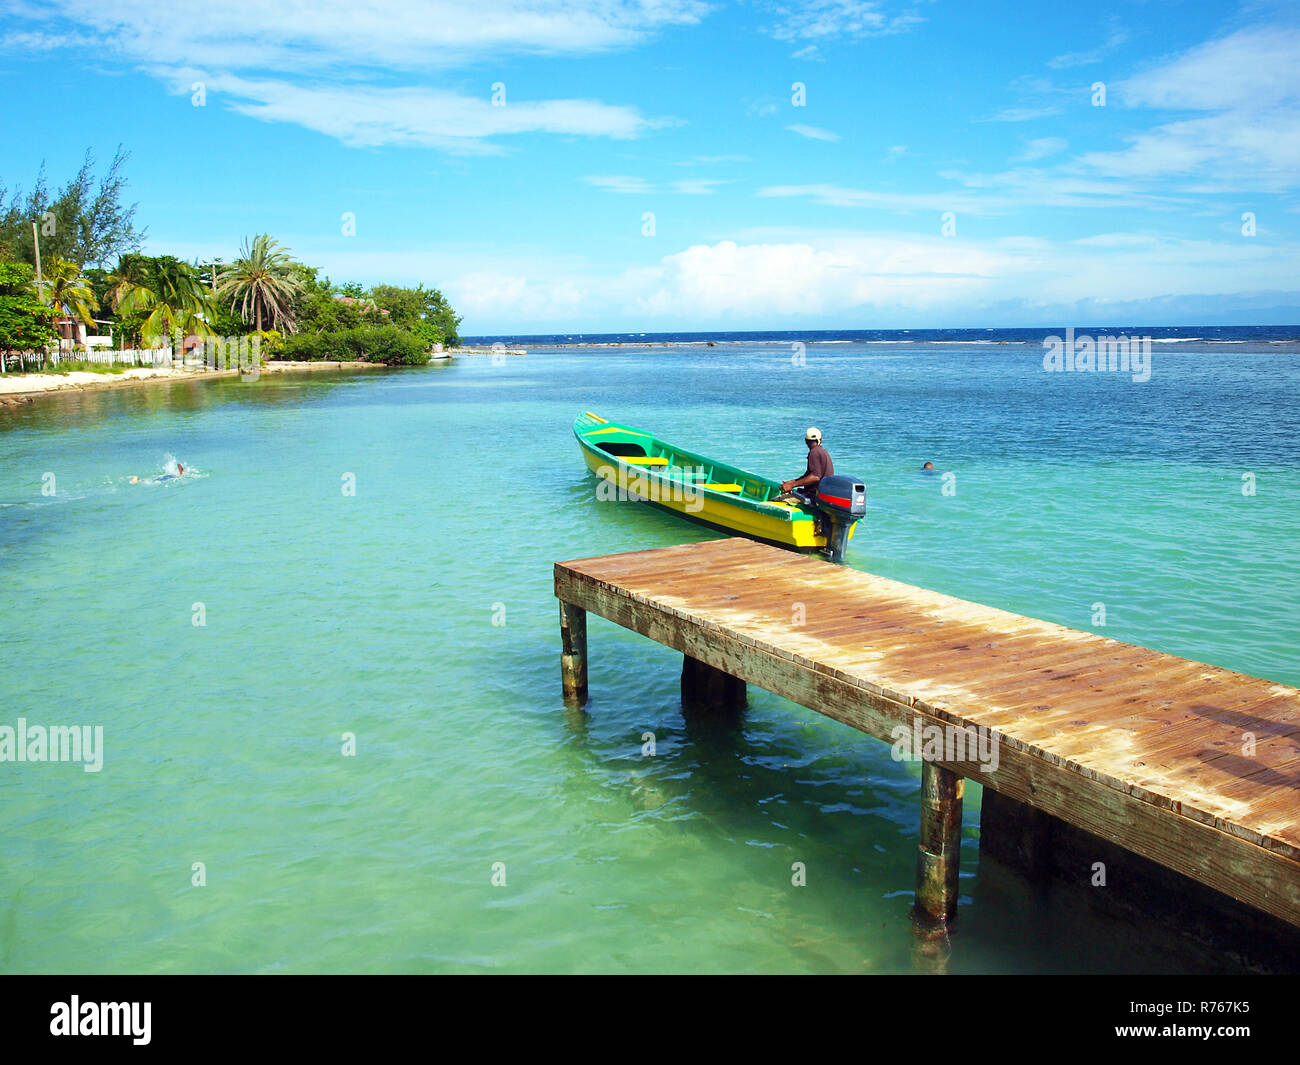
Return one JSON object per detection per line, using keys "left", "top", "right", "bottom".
{"left": 42, "top": 258, "right": 99, "bottom": 339}
{"left": 111, "top": 256, "right": 216, "bottom": 345}
{"left": 106, "top": 253, "right": 149, "bottom": 309}
{"left": 217, "top": 235, "right": 302, "bottom": 333}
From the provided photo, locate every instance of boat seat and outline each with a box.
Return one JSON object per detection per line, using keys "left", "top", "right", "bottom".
{"left": 623, "top": 456, "right": 670, "bottom": 466}
{"left": 703, "top": 483, "right": 743, "bottom": 492}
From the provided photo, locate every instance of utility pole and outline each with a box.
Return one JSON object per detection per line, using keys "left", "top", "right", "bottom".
{"left": 201, "top": 260, "right": 221, "bottom": 294}
{"left": 31, "top": 220, "right": 44, "bottom": 298}
{"left": 32, "top": 220, "right": 53, "bottom": 366}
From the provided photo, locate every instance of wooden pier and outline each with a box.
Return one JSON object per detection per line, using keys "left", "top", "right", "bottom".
{"left": 554, "top": 537, "right": 1300, "bottom": 932}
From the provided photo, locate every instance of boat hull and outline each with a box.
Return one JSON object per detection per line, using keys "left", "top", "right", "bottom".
{"left": 573, "top": 412, "right": 840, "bottom": 552}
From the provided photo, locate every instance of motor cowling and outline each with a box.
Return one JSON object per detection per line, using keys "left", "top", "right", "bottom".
{"left": 814, "top": 475, "right": 867, "bottom": 519}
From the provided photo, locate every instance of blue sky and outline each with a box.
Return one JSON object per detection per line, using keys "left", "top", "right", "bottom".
{"left": 2, "top": 0, "right": 1298, "bottom": 332}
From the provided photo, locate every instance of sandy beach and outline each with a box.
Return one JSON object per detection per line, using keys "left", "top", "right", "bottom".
{"left": 0, "top": 360, "right": 391, "bottom": 403}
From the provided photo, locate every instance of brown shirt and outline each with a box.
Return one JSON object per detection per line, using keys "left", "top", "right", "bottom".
{"left": 804, "top": 444, "right": 833, "bottom": 485}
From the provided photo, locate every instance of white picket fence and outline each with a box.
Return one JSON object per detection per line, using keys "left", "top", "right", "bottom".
{"left": 1, "top": 347, "right": 194, "bottom": 373}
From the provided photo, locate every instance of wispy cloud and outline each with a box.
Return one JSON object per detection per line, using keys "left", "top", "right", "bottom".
{"left": 5, "top": 0, "right": 699, "bottom": 151}
{"left": 192, "top": 73, "right": 667, "bottom": 153}
{"left": 982, "top": 104, "right": 1063, "bottom": 124}
{"left": 1118, "top": 26, "right": 1300, "bottom": 110}
{"left": 672, "top": 155, "right": 753, "bottom": 166}
{"left": 760, "top": 167, "right": 1187, "bottom": 214}
{"left": 978, "top": 74, "right": 1081, "bottom": 123}
{"left": 19, "top": 0, "right": 713, "bottom": 70}
{"left": 1079, "top": 27, "right": 1300, "bottom": 191}
{"left": 583, "top": 175, "right": 731, "bottom": 194}
{"left": 1047, "top": 17, "right": 1128, "bottom": 69}
{"left": 787, "top": 124, "right": 841, "bottom": 141}
{"left": 762, "top": 0, "right": 924, "bottom": 42}
{"left": 759, "top": 184, "right": 994, "bottom": 213}
{"left": 581, "top": 175, "right": 656, "bottom": 195}
{"left": 1014, "top": 137, "right": 1067, "bottom": 162}
{"left": 671, "top": 178, "right": 731, "bottom": 195}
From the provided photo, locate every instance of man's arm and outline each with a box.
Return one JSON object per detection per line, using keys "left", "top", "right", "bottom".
{"left": 780, "top": 472, "right": 819, "bottom": 492}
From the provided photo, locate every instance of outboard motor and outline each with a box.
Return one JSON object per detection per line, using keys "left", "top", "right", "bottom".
{"left": 813, "top": 474, "right": 867, "bottom": 562}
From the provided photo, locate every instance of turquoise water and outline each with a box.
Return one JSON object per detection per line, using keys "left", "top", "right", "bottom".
{"left": 2, "top": 343, "right": 1297, "bottom": 973}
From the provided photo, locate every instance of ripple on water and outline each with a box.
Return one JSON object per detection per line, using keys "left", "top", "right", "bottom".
{"left": 1, "top": 348, "right": 1297, "bottom": 973}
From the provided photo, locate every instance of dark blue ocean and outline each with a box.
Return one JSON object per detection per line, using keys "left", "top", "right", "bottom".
{"left": 466, "top": 325, "right": 1300, "bottom": 347}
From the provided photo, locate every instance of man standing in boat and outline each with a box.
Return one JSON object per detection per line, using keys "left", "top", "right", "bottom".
{"left": 777, "top": 427, "right": 832, "bottom": 504}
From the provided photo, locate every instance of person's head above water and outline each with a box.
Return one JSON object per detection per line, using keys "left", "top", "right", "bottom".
{"left": 922, "top": 461, "right": 934, "bottom": 470}
{"left": 805, "top": 427, "right": 822, "bottom": 447}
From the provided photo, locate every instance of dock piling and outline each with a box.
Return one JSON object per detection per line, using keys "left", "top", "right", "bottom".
{"left": 553, "top": 538, "right": 1300, "bottom": 932}
{"left": 559, "top": 601, "right": 588, "bottom": 705}
{"left": 681, "top": 654, "right": 746, "bottom": 712}
{"left": 915, "top": 764, "right": 967, "bottom": 931}
{"left": 914, "top": 761, "right": 964, "bottom": 929}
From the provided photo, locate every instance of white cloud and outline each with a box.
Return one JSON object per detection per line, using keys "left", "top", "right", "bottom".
{"left": 1014, "top": 137, "right": 1067, "bottom": 162}
{"left": 1119, "top": 26, "right": 1300, "bottom": 111}
{"left": 24, "top": 0, "right": 712, "bottom": 70}
{"left": 1076, "top": 27, "right": 1300, "bottom": 191}
{"left": 383, "top": 231, "right": 1300, "bottom": 328}
{"left": 760, "top": 184, "right": 990, "bottom": 212}
{"left": 1047, "top": 18, "right": 1128, "bottom": 69}
{"left": 212, "top": 228, "right": 1298, "bottom": 329}
{"left": 670, "top": 178, "right": 731, "bottom": 195}
{"left": 191, "top": 74, "right": 664, "bottom": 153}
{"left": 787, "top": 124, "right": 841, "bottom": 142}
{"left": 671, "top": 155, "right": 753, "bottom": 166}
{"left": 758, "top": 170, "right": 1180, "bottom": 213}
{"left": 583, "top": 175, "right": 657, "bottom": 195}
{"left": 982, "top": 105, "right": 1064, "bottom": 123}
{"left": 8, "top": 0, "right": 697, "bottom": 151}
{"left": 791, "top": 44, "right": 823, "bottom": 60}
{"left": 1078, "top": 108, "right": 1300, "bottom": 189}
{"left": 763, "top": 1, "right": 924, "bottom": 42}
{"left": 583, "top": 175, "right": 730, "bottom": 194}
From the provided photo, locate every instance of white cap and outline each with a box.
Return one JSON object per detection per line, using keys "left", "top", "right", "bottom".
{"left": 805, "top": 427, "right": 822, "bottom": 442}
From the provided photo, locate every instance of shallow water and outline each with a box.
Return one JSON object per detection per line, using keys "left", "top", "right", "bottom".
{"left": 1, "top": 343, "right": 1297, "bottom": 973}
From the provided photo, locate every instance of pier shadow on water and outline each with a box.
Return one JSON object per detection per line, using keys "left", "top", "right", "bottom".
{"left": 565, "top": 661, "right": 1287, "bottom": 974}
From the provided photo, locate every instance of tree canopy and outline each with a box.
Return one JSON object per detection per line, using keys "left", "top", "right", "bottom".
{"left": 0, "top": 147, "right": 144, "bottom": 269}
{"left": 218, "top": 234, "right": 302, "bottom": 333}
{"left": 0, "top": 151, "right": 463, "bottom": 363}
{"left": 0, "top": 261, "right": 58, "bottom": 354}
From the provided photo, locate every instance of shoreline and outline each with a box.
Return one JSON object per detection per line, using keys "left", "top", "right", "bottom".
{"left": 0, "top": 360, "right": 394, "bottom": 404}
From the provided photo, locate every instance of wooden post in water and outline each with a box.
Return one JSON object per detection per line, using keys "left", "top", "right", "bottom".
{"left": 559, "top": 601, "right": 588, "bottom": 705}
{"left": 914, "top": 760, "right": 964, "bottom": 929}
{"left": 681, "top": 655, "right": 746, "bottom": 712}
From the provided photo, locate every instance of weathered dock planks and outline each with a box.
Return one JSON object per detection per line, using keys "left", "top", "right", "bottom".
{"left": 554, "top": 537, "right": 1300, "bottom": 929}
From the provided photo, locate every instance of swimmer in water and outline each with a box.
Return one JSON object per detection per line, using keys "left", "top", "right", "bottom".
{"left": 922, "top": 461, "right": 935, "bottom": 472}
{"left": 130, "top": 463, "right": 185, "bottom": 484}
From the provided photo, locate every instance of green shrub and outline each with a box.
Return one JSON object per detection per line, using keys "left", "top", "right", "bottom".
{"left": 278, "top": 325, "right": 429, "bottom": 366}
{"left": 254, "top": 329, "right": 282, "bottom": 359}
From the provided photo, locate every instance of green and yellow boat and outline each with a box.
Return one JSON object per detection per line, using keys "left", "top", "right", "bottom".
{"left": 573, "top": 412, "right": 866, "bottom": 559}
